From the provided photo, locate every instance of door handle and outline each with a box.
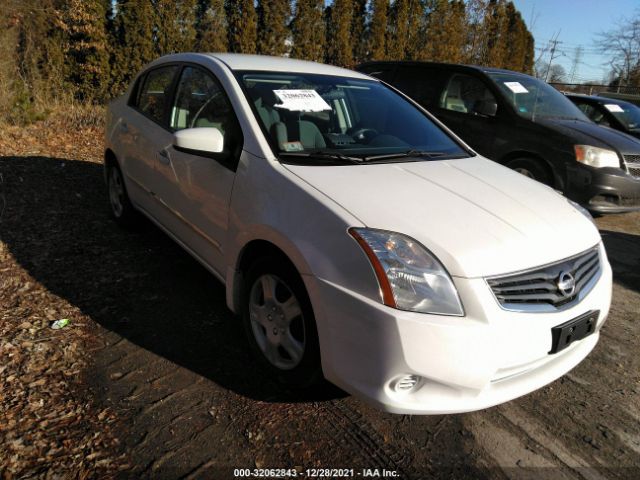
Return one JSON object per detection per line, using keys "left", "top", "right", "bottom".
{"left": 158, "top": 149, "right": 170, "bottom": 165}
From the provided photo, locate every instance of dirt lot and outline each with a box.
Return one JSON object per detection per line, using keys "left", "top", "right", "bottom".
{"left": 0, "top": 125, "right": 639, "bottom": 479}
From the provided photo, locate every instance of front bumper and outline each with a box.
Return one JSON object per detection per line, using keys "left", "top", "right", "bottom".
{"left": 566, "top": 164, "right": 640, "bottom": 213}
{"left": 305, "top": 245, "right": 612, "bottom": 414}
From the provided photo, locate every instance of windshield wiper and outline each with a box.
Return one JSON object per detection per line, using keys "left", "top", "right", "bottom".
{"left": 279, "top": 151, "right": 364, "bottom": 164}
{"left": 363, "top": 150, "right": 453, "bottom": 162}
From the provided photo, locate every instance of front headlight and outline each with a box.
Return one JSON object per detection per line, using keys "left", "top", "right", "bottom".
{"left": 349, "top": 228, "right": 464, "bottom": 316}
{"left": 574, "top": 145, "right": 620, "bottom": 168}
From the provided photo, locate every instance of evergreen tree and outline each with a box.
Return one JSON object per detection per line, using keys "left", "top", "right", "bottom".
{"left": 463, "top": 0, "right": 487, "bottom": 64}
{"left": 196, "top": 0, "right": 228, "bottom": 52}
{"left": 351, "top": 0, "right": 368, "bottom": 64}
{"left": 480, "top": 0, "right": 508, "bottom": 67}
{"left": 368, "top": 0, "right": 389, "bottom": 60}
{"left": 325, "top": 0, "right": 354, "bottom": 67}
{"left": 60, "top": 0, "right": 111, "bottom": 101}
{"left": 502, "top": 2, "right": 528, "bottom": 71}
{"left": 154, "top": 0, "right": 198, "bottom": 55}
{"left": 291, "top": 0, "right": 325, "bottom": 62}
{"left": 2, "top": 0, "right": 67, "bottom": 120}
{"left": 111, "top": 0, "right": 155, "bottom": 94}
{"left": 386, "top": 0, "right": 423, "bottom": 60}
{"left": 522, "top": 30, "right": 535, "bottom": 74}
{"left": 226, "top": 0, "right": 258, "bottom": 53}
{"left": 423, "top": 0, "right": 466, "bottom": 63}
{"left": 257, "top": 0, "right": 290, "bottom": 56}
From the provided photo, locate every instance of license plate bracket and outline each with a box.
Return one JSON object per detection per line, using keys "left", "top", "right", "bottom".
{"left": 549, "top": 310, "right": 599, "bottom": 354}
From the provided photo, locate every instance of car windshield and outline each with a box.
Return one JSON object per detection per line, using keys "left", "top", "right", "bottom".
{"left": 488, "top": 72, "right": 588, "bottom": 122}
{"left": 603, "top": 101, "right": 640, "bottom": 130}
{"left": 237, "top": 71, "right": 469, "bottom": 163}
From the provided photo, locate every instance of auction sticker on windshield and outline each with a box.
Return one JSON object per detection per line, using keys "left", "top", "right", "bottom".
{"left": 604, "top": 104, "right": 624, "bottom": 113}
{"left": 504, "top": 81, "right": 529, "bottom": 94}
{"left": 274, "top": 89, "right": 332, "bottom": 112}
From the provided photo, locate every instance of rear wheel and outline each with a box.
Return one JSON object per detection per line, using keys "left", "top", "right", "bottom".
{"left": 242, "top": 256, "right": 322, "bottom": 388}
{"left": 507, "top": 157, "right": 552, "bottom": 186}
{"left": 106, "top": 161, "right": 139, "bottom": 229}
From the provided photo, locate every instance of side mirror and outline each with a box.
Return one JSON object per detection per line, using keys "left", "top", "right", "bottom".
{"left": 173, "top": 127, "right": 224, "bottom": 155}
{"left": 473, "top": 99, "right": 498, "bottom": 117}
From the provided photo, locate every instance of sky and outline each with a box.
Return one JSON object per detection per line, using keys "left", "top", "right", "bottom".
{"left": 511, "top": 0, "right": 639, "bottom": 83}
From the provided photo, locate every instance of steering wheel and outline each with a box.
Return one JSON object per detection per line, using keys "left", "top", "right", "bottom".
{"left": 190, "top": 92, "right": 221, "bottom": 129}
{"left": 350, "top": 128, "right": 379, "bottom": 143}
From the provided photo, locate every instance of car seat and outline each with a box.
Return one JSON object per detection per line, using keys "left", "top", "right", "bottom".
{"left": 272, "top": 115, "right": 326, "bottom": 150}
{"left": 253, "top": 86, "right": 281, "bottom": 132}
{"left": 442, "top": 78, "right": 467, "bottom": 113}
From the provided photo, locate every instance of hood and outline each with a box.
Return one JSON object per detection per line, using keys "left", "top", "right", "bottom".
{"left": 537, "top": 118, "right": 640, "bottom": 155}
{"left": 285, "top": 157, "right": 601, "bottom": 278}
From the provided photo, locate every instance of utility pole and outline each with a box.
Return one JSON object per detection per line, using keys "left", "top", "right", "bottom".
{"left": 544, "top": 32, "right": 563, "bottom": 82}
{"left": 569, "top": 46, "right": 583, "bottom": 84}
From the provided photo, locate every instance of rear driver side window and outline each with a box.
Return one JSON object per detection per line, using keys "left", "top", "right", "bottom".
{"left": 137, "top": 66, "right": 178, "bottom": 124}
{"left": 440, "top": 74, "right": 496, "bottom": 114}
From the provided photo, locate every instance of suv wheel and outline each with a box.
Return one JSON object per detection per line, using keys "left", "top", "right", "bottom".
{"left": 507, "top": 157, "right": 552, "bottom": 186}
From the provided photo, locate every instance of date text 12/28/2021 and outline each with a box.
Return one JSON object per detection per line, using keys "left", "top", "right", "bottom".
{"left": 233, "top": 468, "right": 399, "bottom": 478}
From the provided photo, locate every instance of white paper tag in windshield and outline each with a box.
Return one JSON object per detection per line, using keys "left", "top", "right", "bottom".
{"left": 504, "top": 81, "right": 529, "bottom": 94}
{"left": 604, "top": 103, "right": 624, "bottom": 113}
{"left": 273, "top": 89, "right": 332, "bottom": 112}
{"left": 281, "top": 141, "right": 304, "bottom": 152}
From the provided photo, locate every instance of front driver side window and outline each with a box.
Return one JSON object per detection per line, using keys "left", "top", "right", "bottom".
{"left": 576, "top": 102, "right": 609, "bottom": 126}
{"left": 170, "top": 66, "right": 242, "bottom": 155}
{"left": 440, "top": 74, "right": 496, "bottom": 115}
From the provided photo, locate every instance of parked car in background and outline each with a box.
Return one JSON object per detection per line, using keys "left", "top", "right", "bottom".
{"left": 356, "top": 61, "right": 640, "bottom": 213}
{"left": 566, "top": 94, "right": 640, "bottom": 142}
{"left": 105, "top": 53, "right": 612, "bottom": 414}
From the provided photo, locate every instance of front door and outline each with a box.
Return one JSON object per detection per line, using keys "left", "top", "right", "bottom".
{"left": 152, "top": 65, "right": 243, "bottom": 275}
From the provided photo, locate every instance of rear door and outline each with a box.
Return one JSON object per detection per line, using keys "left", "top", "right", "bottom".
{"left": 153, "top": 64, "right": 243, "bottom": 274}
{"left": 123, "top": 65, "right": 179, "bottom": 214}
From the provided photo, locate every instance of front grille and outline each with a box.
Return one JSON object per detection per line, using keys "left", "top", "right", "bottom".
{"left": 623, "top": 156, "right": 640, "bottom": 178}
{"left": 486, "top": 247, "right": 601, "bottom": 312}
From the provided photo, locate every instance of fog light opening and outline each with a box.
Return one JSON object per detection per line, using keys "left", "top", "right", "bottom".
{"left": 392, "top": 374, "right": 421, "bottom": 393}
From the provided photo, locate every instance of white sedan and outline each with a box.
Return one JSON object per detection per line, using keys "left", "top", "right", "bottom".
{"left": 104, "top": 53, "right": 612, "bottom": 414}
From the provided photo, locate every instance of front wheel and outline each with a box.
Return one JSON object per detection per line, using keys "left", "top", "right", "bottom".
{"left": 242, "top": 257, "right": 322, "bottom": 388}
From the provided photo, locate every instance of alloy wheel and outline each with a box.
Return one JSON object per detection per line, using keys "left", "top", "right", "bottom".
{"left": 248, "top": 274, "right": 306, "bottom": 370}
{"left": 108, "top": 167, "right": 125, "bottom": 218}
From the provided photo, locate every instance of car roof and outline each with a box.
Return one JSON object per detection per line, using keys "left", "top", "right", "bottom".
{"left": 566, "top": 93, "right": 636, "bottom": 107}
{"left": 153, "top": 52, "right": 371, "bottom": 80}
{"left": 358, "top": 60, "right": 533, "bottom": 78}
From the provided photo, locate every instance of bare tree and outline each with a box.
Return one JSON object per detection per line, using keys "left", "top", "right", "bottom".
{"left": 535, "top": 62, "right": 566, "bottom": 83}
{"left": 596, "top": 14, "right": 640, "bottom": 88}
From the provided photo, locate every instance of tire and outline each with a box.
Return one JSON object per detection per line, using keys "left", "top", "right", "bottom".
{"left": 242, "top": 256, "right": 322, "bottom": 388}
{"left": 106, "top": 161, "right": 139, "bottom": 229}
{"left": 507, "top": 157, "right": 552, "bottom": 186}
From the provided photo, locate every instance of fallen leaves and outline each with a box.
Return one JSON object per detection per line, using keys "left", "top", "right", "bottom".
{"left": 0, "top": 117, "right": 127, "bottom": 478}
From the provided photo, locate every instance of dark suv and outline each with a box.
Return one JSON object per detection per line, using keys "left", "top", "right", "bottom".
{"left": 357, "top": 61, "right": 640, "bottom": 213}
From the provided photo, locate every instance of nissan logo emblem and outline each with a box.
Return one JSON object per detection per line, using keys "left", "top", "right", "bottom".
{"left": 557, "top": 271, "right": 576, "bottom": 297}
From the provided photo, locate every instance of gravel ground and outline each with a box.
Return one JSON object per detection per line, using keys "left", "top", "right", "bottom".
{"left": 0, "top": 124, "right": 638, "bottom": 479}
